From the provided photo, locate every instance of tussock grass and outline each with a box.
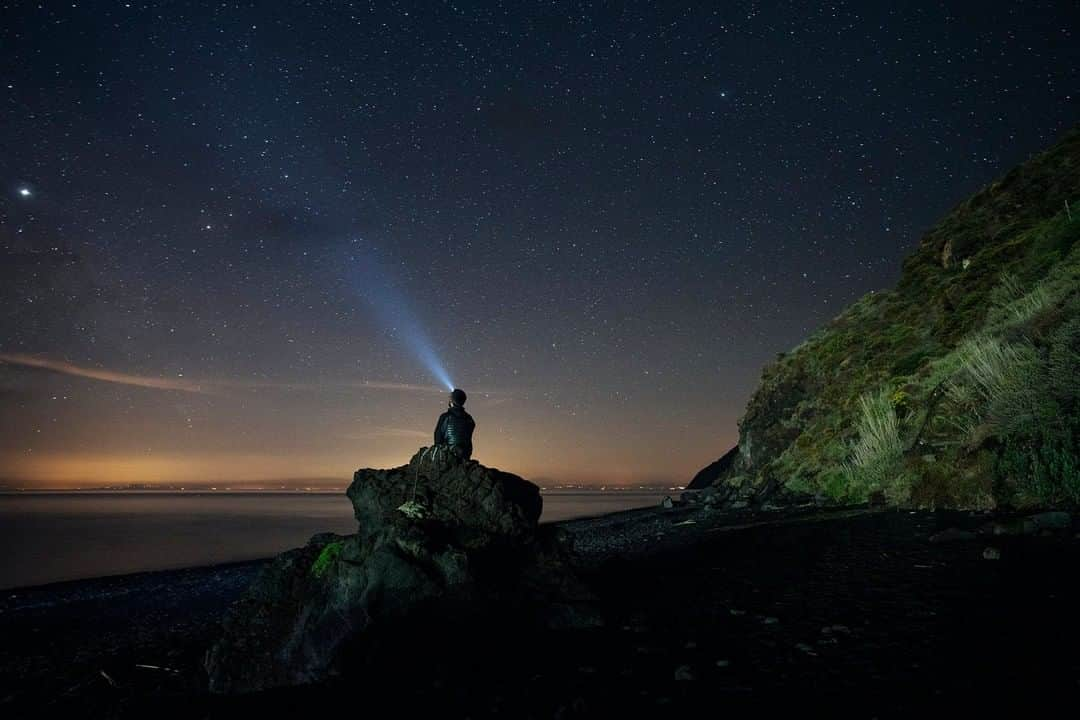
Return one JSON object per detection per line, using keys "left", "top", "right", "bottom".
{"left": 1000, "top": 281, "right": 1052, "bottom": 326}
{"left": 849, "top": 390, "right": 903, "bottom": 468}
{"left": 946, "top": 336, "right": 1032, "bottom": 405}
{"left": 945, "top": 335, "right": 1043, "bottom": 440}
{"left": 840, "top": 389, "right": 907, "bottom": 502}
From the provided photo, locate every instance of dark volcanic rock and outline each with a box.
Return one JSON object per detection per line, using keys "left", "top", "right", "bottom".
{"left": 686, "top": 445, "right": 738, "bottom": 490}
{"left": 204, "top": 447, "right": 588, "bottom": 695}
{"left": 929, "top": 527, "right": 977, "bottom": 543}
{"left": 989, "top": 511, "right": 1073, "bottom": 537}
{"left": 347, "top": 445, "right": 542, "bottom": 549}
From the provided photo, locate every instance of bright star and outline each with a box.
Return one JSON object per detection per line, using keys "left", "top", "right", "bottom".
{"left": 18, "top": 187, "right": 31, "bottom": 197}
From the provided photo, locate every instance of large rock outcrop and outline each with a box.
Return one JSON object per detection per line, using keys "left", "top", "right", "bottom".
{"left": 347, "top": 445, "right": 542, "bottom": 549}
{"left": 205, "top": 447, "right": 591, "bottom": 694}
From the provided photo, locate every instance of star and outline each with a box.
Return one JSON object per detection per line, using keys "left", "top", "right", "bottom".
{"left": 0, "top": 0, "right": 1074, "bottom": 495}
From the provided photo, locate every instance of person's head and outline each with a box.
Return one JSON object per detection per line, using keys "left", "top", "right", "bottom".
{"left": 449, "top": 388, "right": 467, "bottom": 407}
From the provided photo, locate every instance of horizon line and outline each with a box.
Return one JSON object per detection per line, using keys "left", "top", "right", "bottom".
{"left": 0, "top": 484, "right": 686, "bottom": 493}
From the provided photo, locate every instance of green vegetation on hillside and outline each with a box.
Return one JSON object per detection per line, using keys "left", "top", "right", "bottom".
{"left": 711, "top": 127, "right": 1080, "bottom": 510}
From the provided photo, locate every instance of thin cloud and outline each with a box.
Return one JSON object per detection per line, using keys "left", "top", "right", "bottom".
{"left": 0, "top": 353, "right": 212, "bottom": 394}
{"left": 0, "top": 353, "right": 506, "bottom": 398}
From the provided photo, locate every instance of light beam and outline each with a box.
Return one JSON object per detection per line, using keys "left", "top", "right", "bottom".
{"left": 345, "top": 239, "right": 455, "bottom": 392}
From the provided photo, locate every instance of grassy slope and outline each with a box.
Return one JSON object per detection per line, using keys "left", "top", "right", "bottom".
{"left": 706, "top": 126, "right": 1080, "bottom": 510}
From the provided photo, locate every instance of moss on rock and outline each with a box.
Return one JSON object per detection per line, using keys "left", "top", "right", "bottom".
{"left": 310, "top": 541, "right": 342, "bottom": 578}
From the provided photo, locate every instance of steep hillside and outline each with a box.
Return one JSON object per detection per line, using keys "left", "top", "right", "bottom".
{"left": 700, "top": 126, "right": 1080, "bottom": 510}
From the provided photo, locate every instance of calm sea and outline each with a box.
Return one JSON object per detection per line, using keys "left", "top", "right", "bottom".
{"left": 0, "top": 490, "right": 669, "bottom": 590}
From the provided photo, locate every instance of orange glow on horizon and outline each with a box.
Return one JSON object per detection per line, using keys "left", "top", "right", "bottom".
{"left": 0, "top": 446, "right": 694, "bottom": 489}
{"left": 1, "top": 452, "right": 397, "bottom": 488}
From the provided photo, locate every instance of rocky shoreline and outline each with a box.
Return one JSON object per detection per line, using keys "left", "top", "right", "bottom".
{"left": 3, "top": 497, "right": 1079, "bottom": 718}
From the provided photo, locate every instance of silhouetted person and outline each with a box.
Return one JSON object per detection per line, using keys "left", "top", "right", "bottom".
{"left": 434, "top": 388, "right": 475, "bottom": 460}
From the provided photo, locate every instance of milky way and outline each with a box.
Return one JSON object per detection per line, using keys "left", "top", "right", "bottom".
{"left": 1, "top": 2, "right": 1077, "bottom": 487}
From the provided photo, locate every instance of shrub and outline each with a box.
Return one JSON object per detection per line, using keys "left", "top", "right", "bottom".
{"left": 1048, "top": 317, "right": 1080, "bottom": 400}
{"left": 892, "top": 349, "right": 932, "bottom": 377}
{"left": 995, "top": 418, "right": 1080, "bottom": 507}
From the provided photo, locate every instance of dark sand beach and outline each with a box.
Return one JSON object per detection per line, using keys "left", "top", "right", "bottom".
{"left": 4, "top": 505, "right": 1078, "bottom": 718}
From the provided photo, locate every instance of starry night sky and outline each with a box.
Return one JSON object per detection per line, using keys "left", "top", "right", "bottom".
{"left": 2, "top": 1, "right": 1077, "bottom": 488}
